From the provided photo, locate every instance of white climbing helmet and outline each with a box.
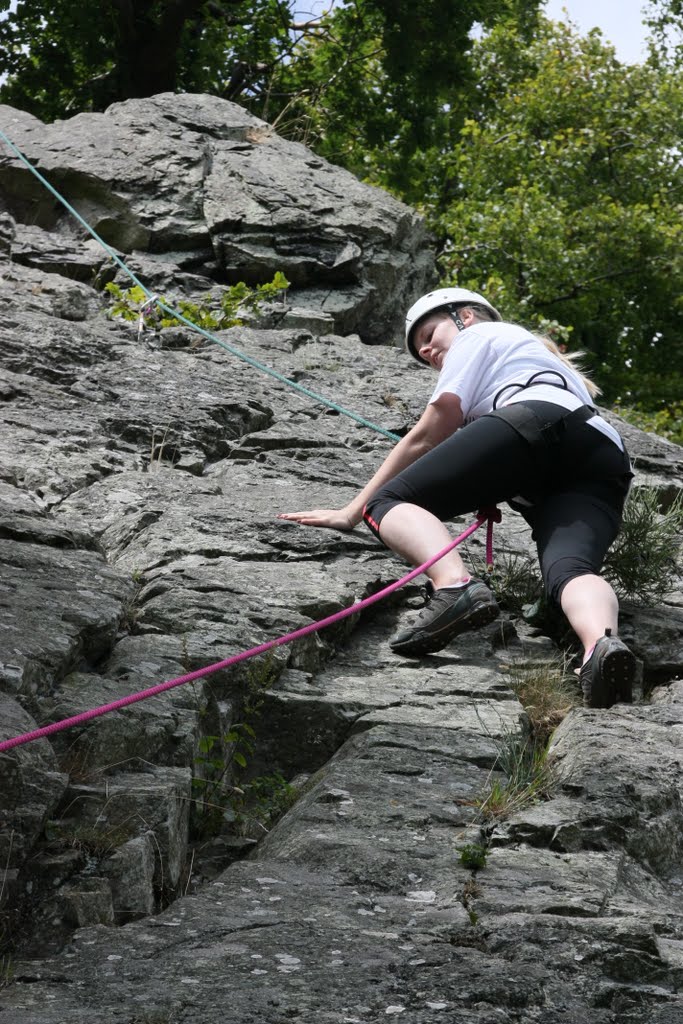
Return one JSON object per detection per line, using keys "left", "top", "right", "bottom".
{"left": 404, "top": 287, "right": 502, "bottom": 365}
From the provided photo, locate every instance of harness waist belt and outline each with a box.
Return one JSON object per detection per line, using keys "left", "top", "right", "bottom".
{"left": 490, "top": 402, "right": 598, "bottom": 448}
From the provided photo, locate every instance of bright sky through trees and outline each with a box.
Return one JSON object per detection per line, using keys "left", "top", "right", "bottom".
{"left": 543, "top": 0, "right": 650, "bottom": 62}
{"left": 296, "top": 1, "right": 652, "bottom": 63}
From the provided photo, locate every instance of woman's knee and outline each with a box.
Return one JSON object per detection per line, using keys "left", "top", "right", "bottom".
{"left": 545, "top": 556, "right": 601, "bottom": 605}
{"left": 362, "top": 487, "right": 402, "bottom": 540}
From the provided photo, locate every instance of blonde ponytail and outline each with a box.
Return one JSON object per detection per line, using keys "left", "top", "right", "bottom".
{"left": 534, "top": 334, "right": 601, "bottom": 399}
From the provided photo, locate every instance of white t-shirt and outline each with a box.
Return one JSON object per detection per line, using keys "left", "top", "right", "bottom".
{"left": 429, "top": 321, "right": 623, "bottom": 450}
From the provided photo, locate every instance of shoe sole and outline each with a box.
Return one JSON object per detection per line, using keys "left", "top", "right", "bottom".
{"left": 390, "top": 601, "right": 500, "bottom": 657}
{"left": 584, "top": 644, "right": 636, "bottom": 708}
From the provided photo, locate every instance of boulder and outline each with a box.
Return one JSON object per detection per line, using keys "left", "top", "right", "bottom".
{"left": 0, "top": 94, "right": 435, "bottom": 343}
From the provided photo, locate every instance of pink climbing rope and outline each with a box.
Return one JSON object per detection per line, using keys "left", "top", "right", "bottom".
{"left": 485, "top": 506, "right": 502, "bottom": 569}
{"left": 0, "top": 511, "right": 498, "bottom": 754}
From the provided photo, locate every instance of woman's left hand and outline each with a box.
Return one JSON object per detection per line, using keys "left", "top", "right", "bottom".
{"left": 276, "top": 508, "right": 357, "bottom": 531}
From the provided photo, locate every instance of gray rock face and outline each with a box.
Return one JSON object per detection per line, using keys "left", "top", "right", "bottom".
{"left": 0, "top": 93, "right": 683, "bottom": 1021}
{"left": 0, "top": 694, "right": 67, "bottom": 866}
{"left": 0, "top": 93, "right": 435, "bottom": 343}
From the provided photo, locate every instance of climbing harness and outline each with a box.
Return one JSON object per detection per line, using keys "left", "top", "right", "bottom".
{"left": 490, "top": 401, "right": 598, "bottom": 451}
{"left": 0, "top": 509, "right": 499, "bottom": 753}
{"left": 492, "top": 369, "right": 570, "bottom": 410}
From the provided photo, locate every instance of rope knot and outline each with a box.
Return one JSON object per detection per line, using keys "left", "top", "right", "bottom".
{"left": 477, "top": 506, "right": 502, "bottom": 523}
{"left": 475, "top": 506, "right": 501, "bottom": 572}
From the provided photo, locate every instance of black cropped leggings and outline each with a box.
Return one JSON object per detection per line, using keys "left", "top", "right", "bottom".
{"left": 363, "top": 401, "right": 633, "bottom": 605}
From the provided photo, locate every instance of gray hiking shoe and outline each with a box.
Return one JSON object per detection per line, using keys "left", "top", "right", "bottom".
{"left": 579, "top": 629, "right": 635, "bottom": 708}
{"left": 390, "top": 578, "right": 500, "bottom": 657}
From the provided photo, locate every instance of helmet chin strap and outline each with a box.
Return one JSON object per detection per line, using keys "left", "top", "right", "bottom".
{"left": 448, "top": 306, "right": 466, "bottom": 332}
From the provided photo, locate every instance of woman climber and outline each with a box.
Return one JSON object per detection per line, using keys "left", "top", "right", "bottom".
{"left": 278, "top": 287, "right": 636, "bottom": 709}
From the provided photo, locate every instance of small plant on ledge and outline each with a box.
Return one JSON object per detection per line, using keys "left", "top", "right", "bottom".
{"left": 104, "top": 271, "right": 290, "bottom": 334}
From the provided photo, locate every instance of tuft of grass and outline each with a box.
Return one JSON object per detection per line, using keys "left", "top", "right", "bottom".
{"left": 459, "top": 843, "right": 488, "bottom": 870}
{"left": 148, "top": 423, "right": 180, "bottom": 472}
{"left": 472, "top": 656, "right": 579, "bottom": 821}
{"left": 460, "top": 876, "right": 481, "bottom": 927}
{"left": 604, "top": 487, "right": 683, "bottom": 604}
{"left": 476, "top": 733, "right": 553, "bottom": 822}
{"left": 504, "top": 655, "right": 580, "bottom": 745}
{"left": 46, "top": 820, "right": 136, "bottom": 858}
{"left": 0, "top": 955, "right": 13, "bottom": 990}
{"left": 472, "top": 550, "right": 543, "bottom": 616}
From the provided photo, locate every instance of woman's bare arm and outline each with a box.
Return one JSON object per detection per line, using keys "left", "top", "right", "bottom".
{"left": 277, "top": 393, "right": 463, "bottom": 530}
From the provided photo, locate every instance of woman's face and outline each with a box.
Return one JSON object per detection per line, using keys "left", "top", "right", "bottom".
{"left": 414, "top": 313, "right": 458, "bottom": 370}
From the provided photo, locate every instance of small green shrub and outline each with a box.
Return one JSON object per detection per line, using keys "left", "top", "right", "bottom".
{"left": 604, "top": 487, "right": 683, "bottom": 603}
{"left": 105, "top": 272, "right": 289, "bottom": 333}
{"left": 614, "top": 402, "right": 683, "bottom": 447}
{"left": 228, "top": 772, "right": 298, "bottom": 834}
{"left": 459, "top": 843, "right": 488, "bottom": 870}
{"left": 192, "top": 653, "right": 289, "bottom": 836}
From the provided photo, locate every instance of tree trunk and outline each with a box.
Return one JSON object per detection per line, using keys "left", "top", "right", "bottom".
{"left": 113, "top": 0, "right": 212, "bottom": 98}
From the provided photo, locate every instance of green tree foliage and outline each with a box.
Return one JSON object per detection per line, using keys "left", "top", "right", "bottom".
{"left": 432, "top": 18, "right": 683, "bottom": 405}
{"left": 644, "top": 0, "right": 683, "bottom": 66}
{"left": 265, "top": 0, "right": 540, "bottom": 197}
{"left": 0, "top": 0, "right": 294, "bottom": 120}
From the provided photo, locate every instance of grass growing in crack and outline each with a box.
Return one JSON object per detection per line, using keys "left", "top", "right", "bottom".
{"left": 0, "top": 955, "right": 13, "bottom": 990}
{"left": 476, "top": 732, "right": 554, "bottom": 822}
{"left": 148, "top": 423, "right": 179, "bottom": 472}
{"left": 473, "top": 657, "right": 578, "bottom": 822}
{"left": 482, "top": 550, "right": 544, "bottom": 615}
{"left": 467, "top": 548, "right": 572, "bottom": 641}
{"left": 45, "top": 819, "right": 137, "bottom": 858}
{"left": 459, "top": 876, "right": 482, "bottom": 927}
{"left": 504, "top": 655, "right": 580, "bottom": 745}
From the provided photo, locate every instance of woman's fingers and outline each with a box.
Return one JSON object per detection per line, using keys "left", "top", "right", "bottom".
{"left": 276, "top": 509, "right": 354, "bottom": 531}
